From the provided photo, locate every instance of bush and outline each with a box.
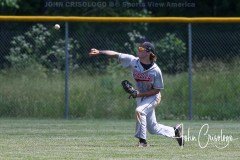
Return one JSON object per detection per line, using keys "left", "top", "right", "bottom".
{"left": 124, "top": 32, "right": 187, "bottom": 74}
{"left": 6, "top": 23, "right": 80, "bottom": 72}
{"left": 155, "top": 33, "right": 187, "bottom": 74}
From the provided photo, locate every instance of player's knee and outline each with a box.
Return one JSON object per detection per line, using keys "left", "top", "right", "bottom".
{"left": 135, "top": 108, "right": 145, "bottom": 115}
{"left": 135, "top": 110, "right": 145, "bottom": 121}
{"left": 135, "top": 111, "right": 141, "bottom": 122}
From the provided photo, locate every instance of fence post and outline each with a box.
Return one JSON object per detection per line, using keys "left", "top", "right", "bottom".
{"left": 64, "top": 22, "right": 69, "bottom": 119}
{"left": 188, "top": 23, "right": 193, "bottom": 120}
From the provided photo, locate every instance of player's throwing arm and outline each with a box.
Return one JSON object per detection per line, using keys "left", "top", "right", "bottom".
{"left": 89, "top": 48, "right": 119, "bottom": 58}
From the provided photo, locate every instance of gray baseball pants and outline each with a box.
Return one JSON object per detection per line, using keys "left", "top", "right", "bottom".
{"left": 135, "top": 93, "right": 175, "bottom": 140}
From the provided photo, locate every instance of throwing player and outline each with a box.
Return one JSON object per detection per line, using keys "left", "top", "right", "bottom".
{"left": 89, "top": 42, "right": 184, "bottom": 147}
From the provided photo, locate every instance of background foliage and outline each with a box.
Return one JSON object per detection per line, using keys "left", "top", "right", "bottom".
{"left": 0, "top": 1, "right": 239, "bottom": 120}
{"left": 6, "top": 24, "right": 81, "bottom": 72}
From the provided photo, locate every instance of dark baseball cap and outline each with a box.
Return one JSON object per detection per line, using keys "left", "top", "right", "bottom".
{"left": 141, "top": 42, "right": 155, "bottom": 54}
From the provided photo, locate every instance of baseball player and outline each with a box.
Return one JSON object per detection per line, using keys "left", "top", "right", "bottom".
{"left": 89, "top": 42, "right": 184, "bottom": 147}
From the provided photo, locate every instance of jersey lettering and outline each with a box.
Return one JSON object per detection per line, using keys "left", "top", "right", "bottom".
{"left": 133, "top": 70, "right": 153, "bottom": 82}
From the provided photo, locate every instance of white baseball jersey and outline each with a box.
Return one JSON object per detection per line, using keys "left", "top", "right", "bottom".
{"left": 118, "top": 53, "right": 175, "bottom": 140}
{"left": 118, "top": 53, "right": 164, "bottom": 94}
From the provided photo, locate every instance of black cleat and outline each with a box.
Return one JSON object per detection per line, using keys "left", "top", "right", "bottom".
{"left": 174, "top": 124, "right": 184, "bottom": 146}
{"left": 137, "top": 138, "right": 148, "bottom": 147}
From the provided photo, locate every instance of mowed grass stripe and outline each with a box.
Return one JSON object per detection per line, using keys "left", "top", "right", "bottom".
{"left": 0, "top": 119, "right": 239, "bottom": 160}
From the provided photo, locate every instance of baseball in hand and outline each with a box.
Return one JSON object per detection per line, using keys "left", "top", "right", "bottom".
{"left": 54, "top": 24, "right": 60, "bottom": 30}
{"left": 89, "top": 48, "right": 100, "bottom": 56}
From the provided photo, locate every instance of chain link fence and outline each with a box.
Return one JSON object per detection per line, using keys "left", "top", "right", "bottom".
{"left": 192, "top": 24, "right": 240, "bottom": 120}
{"left": 0, "top": 21, "right": 239, "bottom": 120}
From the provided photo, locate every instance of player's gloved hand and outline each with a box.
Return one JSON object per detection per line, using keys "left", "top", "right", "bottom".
{"left": 121, "top": 80, "right": 138, "bottom": 99}
{"left": 128, "top": 90, "right": 138, "bottom": 99}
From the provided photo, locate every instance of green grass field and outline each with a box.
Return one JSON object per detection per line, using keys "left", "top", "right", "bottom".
{"left": 0, "top": 119, "right": 239, "bottom": 160}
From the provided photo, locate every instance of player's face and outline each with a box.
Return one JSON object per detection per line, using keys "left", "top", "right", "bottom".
{"left": 137, "top": 46, "right": 150, "bottom": 58}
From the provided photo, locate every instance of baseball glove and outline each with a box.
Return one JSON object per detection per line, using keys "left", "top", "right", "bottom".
{"left": 121, "top": 80, "right": 138, "bottom": 99}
